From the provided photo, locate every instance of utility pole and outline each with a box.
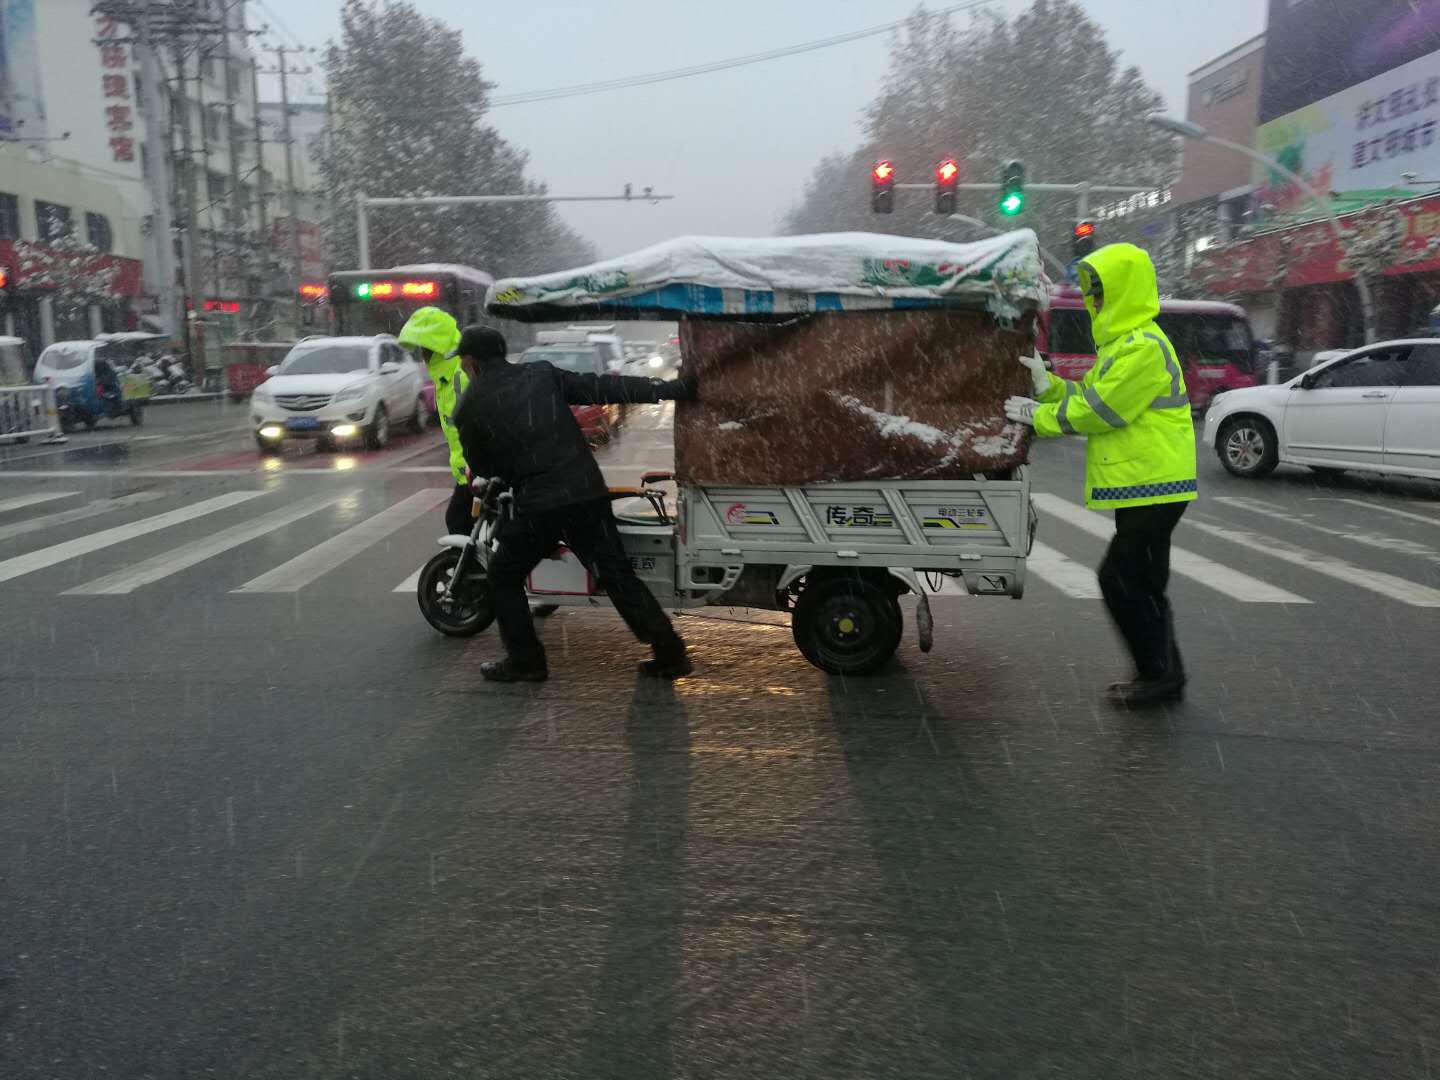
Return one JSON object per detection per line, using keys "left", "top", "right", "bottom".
{"left": 261, "top": 44, "right": 309, "bottom": 323}
{"left": 220, "top": 19, "right": 247, "bottom": 333}
{"left": 249, "top": 55, "right": 272, "bottom": 335}
{"left": 172, "top": 41, "right": 203, "bottom": 378}
{"left": 134, "top": 0, "right": 180, "bottom": 342}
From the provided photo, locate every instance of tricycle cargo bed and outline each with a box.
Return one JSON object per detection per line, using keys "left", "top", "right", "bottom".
{"left": 676, "top": 309, "right": 1034, "bottom": 485}
{"left": 680, "top": 478, "right": 1031, "bottom": 598}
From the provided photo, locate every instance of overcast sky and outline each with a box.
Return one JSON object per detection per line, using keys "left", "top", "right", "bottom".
{"left": 255, "top": 0, "right": 1266, "bottom": 260}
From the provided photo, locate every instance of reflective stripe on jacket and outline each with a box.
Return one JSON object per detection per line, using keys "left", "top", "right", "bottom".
{"left": 1031, "top": 243, "right": 1198, "bottom": 510}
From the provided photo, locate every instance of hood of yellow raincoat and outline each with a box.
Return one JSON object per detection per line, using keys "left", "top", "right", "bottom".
{"left": 1079, "top": 243, "right": 1160, "bottom": 349}
{"left": 397, "top": 306, "right": 462, "bottom": 377}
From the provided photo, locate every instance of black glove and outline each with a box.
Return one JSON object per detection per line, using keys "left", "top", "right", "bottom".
{"left": 663, "top": 375, "right": 698, "bottom": 402}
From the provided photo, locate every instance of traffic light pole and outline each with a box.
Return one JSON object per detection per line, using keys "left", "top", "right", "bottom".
{"left": 355, "top": 190, "right": 675, "bottom": 269}
{"left": 895, "top": 182, "right": 1151, "bottom": 220}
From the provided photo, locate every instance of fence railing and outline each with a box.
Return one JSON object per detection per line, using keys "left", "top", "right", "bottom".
{"left": 0, "top": 385, "right": 64, "bottom": 444}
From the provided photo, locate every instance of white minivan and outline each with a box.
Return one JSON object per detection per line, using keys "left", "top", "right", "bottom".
{"left": 249, "top": 335, "right": 424, "bottom": 454}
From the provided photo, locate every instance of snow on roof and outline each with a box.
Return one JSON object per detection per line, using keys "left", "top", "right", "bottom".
{"left": 388, "top": 263, "right": 495, "bottom": 287}
{"left": 487, "top": 231, "right": 1050, "bottom": 322}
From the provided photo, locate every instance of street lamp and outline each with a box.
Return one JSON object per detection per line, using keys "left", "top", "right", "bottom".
{"left": 1148, "top": 114, "right": 1377, "bottom": 343}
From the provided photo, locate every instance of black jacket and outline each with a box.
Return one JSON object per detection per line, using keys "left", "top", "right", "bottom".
{"left": 452, "top": 359, "right": 684, "bottom": 514}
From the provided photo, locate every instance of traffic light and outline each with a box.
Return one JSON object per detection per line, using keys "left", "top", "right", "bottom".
{"left": 998, "top": 159, "right": 1026, "bottom": 216}
{"left": 1072, "top": 220, "right": 1096, "bottom": 260}
{"left": 871, "top": 160, "right": 896, "bottom": 214}
{"left": 934, "top": 158, "right": 959, "bottom": 215}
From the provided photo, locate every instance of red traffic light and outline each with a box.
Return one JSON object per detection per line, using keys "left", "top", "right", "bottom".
{"left": 873, "top": 160, "right": 895, "bottom": 182}
{"left": 936, "top": 159, "right": 959, "bottom": 184}
{"left": 1074, "top": 221, "right": 1096, "bottom": 239}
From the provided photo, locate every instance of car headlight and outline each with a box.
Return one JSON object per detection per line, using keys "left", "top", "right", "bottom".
{"left": 648, "top": 355, "right": 664, "bottom": 368}
{"left": 332, "top": 384, "right": 368, "bottom": 404}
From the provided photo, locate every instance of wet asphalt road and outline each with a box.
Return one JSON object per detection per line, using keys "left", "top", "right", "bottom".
{"left": 2, "top": 400, "right": 1440, "bottom": 1078}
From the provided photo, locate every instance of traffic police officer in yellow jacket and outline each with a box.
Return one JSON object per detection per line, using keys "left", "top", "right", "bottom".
{"left": 397, "top": 307, "right": 471, "bottom": 535}
{"left": 1005, "top": 243, "right": 1197, "bottom": 707}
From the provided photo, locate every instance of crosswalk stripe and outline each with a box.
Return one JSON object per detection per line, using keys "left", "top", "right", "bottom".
{"left": 1330, "top": 497, "right": 1440, "bottom": 528}
{"left": 1185, "top": 519, "right": 1440, "bottom": 608}
{"left": 393, "top": 565, "right": 424, "bottom": 593}
{"left": 233, "top": 488, "right": 451, "bottom": 593}
{"left": 1026, "top": 540, "right": 1103, "bottom": 598}
{"left": 1215, "top": 496, "right": 1440, "bottom": 565}
{"left": 0, "top": 491, "right": 80, "bottom": 515}
{"left": 0, "top": 490, "right": 265, "bottom": 586}
{"left": 0, "top": 491, "right": 168, "bottom": 545}
{"left": 63, "top": 491, "right": 357, "bottom": 596}
{"left": 1031, "top": 493, "right": 1310, "bottom": 604}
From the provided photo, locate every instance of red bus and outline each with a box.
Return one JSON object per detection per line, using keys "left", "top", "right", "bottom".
{"left": 1039, "top": 287, "right": 1259, "bottom": 412}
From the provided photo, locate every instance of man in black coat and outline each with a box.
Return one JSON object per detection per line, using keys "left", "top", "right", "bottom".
{"left": 451, "top": 325, "right": 694, "bottom": 683}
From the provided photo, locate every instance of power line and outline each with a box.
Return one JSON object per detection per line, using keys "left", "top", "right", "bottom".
{"left": 489, "top": 0, "right": 994, "bottom": 108}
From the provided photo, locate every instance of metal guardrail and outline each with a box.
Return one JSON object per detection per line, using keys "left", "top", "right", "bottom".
{"left": 0, "top": 385, "right": 65, "bottom": 444}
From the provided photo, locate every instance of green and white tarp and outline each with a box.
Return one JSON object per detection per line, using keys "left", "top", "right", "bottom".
{"left": 487, "top": 230, "right": 1050, "bottom": 322}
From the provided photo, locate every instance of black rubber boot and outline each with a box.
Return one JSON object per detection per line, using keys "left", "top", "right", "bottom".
{"left": 639, "top": 644, "right": 692, "bottom": 679}
{"left": 481, "top": 658, "right": 549, "bottom": 683}
{"left": 1105, "top": 673, "right": 1185, "bottom": 708}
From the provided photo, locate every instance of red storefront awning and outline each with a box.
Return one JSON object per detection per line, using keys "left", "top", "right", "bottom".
{"left": 0, "top": 240, "right": 145, "bottom": 299}
{"left": 1194, "top": 192, "right": 1440, "bottom": 295}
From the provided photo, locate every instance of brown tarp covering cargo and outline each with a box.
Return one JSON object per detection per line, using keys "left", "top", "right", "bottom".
{"left": 675, "top": 310, "right": 1035, "bottom": 486}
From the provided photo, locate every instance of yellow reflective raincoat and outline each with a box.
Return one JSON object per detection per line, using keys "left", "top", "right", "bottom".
{"left": 1032, "top": 244, "right": 1198, "bottom": 510}
{"left": 398, "top": 307, "right": 468, "bottom": 483}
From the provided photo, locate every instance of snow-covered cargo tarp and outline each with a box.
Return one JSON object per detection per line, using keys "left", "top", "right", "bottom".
{"left": 486, "top": 230, "right": 1049, "bottom": 322}
{"left": 487, "top": 232, "right": 1046, "bottom": 485}
{"left": 674, "top": 310, "right": 1035, "bottom": 486}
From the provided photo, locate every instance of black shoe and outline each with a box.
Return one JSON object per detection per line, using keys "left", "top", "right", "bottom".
{"left": 1105, "top": 673, "right": 1185, "bottom": 707}
{"left": 481, "top": 658, "right": 549, "bottom": 683}
{"left": 639, "top": 648, "right": 692, "bottom": 679}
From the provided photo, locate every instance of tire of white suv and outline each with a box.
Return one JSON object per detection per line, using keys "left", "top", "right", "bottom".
{"left": 365, "top": 404, "right": 390, "bottom": 450}
{"left": 1217, "top": 416, "right": 1279, "bottom": 478}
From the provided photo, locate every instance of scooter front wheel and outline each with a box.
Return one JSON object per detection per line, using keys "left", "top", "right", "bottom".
{"left": 417, "top": 548, "right": 494, "bottom": 637}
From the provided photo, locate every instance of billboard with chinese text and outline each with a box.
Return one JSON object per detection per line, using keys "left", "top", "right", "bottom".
{"left": 0, "top": 0, "right": 44, "bottom": 141}
{"left": 1261, "top": 0, "right": 1440, "bottom": 123}
{"left": 1255, "top": 48, "right": 1440, "bottom": 216}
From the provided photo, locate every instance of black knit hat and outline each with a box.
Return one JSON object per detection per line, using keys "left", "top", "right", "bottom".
{"left": 449, "top": 325, "right": 508, "bottom": 361}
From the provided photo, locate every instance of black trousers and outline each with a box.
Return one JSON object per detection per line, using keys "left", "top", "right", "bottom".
{"left": 488, "top": 497, "right": 684, "bottom": 669}
{"left": 444, "top": 483, "right": 472, "bottom": 536}
{"left": 1097, "top": 502, "right": 1187, "bottom": 681}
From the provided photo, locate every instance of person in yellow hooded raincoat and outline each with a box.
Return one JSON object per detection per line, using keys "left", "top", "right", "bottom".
{"left": 1004, "top": 243, "right": 1197, "bottom": 707}
{"left": 398, "top": 307, "right": 472, "bottom": 535}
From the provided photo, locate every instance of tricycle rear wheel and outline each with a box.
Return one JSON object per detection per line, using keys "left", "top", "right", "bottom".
{"left": 791, "top": 572, "right": 902, "bottom": 675}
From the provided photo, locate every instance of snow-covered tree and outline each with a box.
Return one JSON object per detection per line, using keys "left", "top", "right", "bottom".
{"left": 319, "top": 0, "right": 595, "bottom": 277}
{"left": 781, "top": 1, "right": 1176, "bottom": 256}
{"left": 13, "top": 236, "right": 120, "bottom": 327}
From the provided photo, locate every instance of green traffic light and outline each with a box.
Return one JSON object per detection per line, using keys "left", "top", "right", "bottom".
{"left": 999, "top": 192, "right": 1024, "bottom": 216}
{"left": 354, "top": 282, "right": 371, "bottom": 299}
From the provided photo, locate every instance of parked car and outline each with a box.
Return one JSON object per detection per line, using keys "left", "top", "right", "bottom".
{"left": 517, "top": 342, "right": 623, "bottom": 443}
{"left": 1203, "top": 338, "right": 1440, "bottom": 480}
{"left": 249, "top": 335, "right": 425, "bottom": 454}
{"left": 221, "top": 342, "right": 291, "bottom": 401}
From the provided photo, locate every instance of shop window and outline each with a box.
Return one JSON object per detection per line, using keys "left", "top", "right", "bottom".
{"left": 0, "top": 193, "right": 19, "bottom": 240}
{"left": 35, "top": 201, "right": 73, "bottom": 242}
{"left": 86, "top": 212, "right": 114, "bottom": 253}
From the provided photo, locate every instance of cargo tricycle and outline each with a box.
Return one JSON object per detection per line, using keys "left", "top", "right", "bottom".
{"left": 418, "top": 230, "right": 1049, "bottom": 674}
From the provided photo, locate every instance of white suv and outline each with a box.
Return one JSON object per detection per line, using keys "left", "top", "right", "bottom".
{"left": 250, "top": 335, "right": 425, "bottom": 454}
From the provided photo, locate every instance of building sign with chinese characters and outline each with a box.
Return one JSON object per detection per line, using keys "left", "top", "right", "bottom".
{"left": 1255, "top": 47, "right": 1440, "bottom": 216}
{"left": 94, "top": 14, "right": 135, "bottom": 163}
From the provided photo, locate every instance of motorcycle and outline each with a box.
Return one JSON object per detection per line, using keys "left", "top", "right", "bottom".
{"left": 416, "top": 477, "right": 504, "bottom": 636}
